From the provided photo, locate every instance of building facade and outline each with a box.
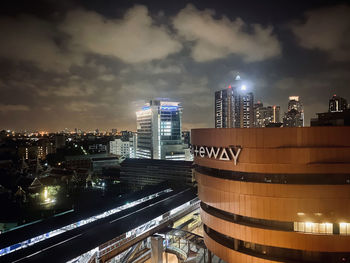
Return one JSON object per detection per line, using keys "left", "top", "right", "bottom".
{"left": 120, "top": 158, "right": 193, "bottom": 191}
{"left": 109, "top": 139, "right": 130, "bottom": 157}
{"left": 136, "top": 100, "right": 186, "bottom": 160}
{"left": 215, "top": 76, "right": 254, "bottom": 128}
{"left": 254, "top": 102, "right": 280, "bottom": 127}
{"left": 311, "top": 110, "right": 350, "bottom": 126}
{"left": 192, "top": 127, "right": 350, "bottom": 263}
{"left": 329, "top": 95, "right": 348, "bottom": 112}
{"left": 54, "top": 134, "right": 66, "bottom": 149}
{"left": 18, "top": 139, "right": 54, "bottom": 160}
{"left": 283, "top": 96, "right": 304, "bottom": 127}
{"left": 312, "top": 95, "right": 350, "bottom": 127}
{"left": 129, "top": 133, "right": 138, "bottom": 158}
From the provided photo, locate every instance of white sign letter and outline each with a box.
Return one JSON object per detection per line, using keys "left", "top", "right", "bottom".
{"left": 205, "top": 147, "right": 221, "bottom": 159}
{"left": 199, "top": 147, "right": 205, "bottom": 157}
{"left": 219, "top": 148, "right": 230, "bottom": 161}
{"left": 228, "top": 147, "right": 242, "bottom": 165}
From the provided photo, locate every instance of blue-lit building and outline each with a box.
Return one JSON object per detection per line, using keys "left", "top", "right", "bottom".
{"left": 136, "top": 100, "right": 187, "bottom": 160}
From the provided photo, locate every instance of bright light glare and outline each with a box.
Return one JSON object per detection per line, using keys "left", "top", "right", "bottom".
{"left": 241, "top": 85, "right": 247, "bottom": 91}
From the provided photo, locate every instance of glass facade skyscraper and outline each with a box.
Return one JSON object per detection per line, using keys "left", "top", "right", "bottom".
{"left": 136, "top": 100, "right": 186, "bottom": 160}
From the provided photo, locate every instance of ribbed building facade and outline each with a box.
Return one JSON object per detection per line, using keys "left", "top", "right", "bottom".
{"left": 136, "top": 100, "right": 186, "bottom": 160}
{"left": 192, "top": 127, "right": 350, "bottom": 263}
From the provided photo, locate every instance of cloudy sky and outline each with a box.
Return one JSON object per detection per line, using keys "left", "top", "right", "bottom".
{"left": 0, "top": 0, "right": 349, "bottom": 131}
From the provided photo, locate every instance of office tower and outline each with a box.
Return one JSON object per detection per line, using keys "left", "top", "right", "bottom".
{"left": 136, "top": 100, "right": 186, "bottom": 160}
{"left": 215, "top": 75, "right": 254, "bottom": 128}
{"left": 283, "top": 96, "right": 304, "bottom": 127}
{"left": 254, "top": 102, "right": 280, "bottom": 127}
{"left": 192, "top": 127, "right": 350, "bottom": 263}
{"left": 329, "top": 94, "right": 348, "bottom": 112}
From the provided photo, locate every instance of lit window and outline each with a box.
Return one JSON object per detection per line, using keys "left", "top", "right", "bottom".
{"left": 294, "top": 222, "right": 333, "bottom": 234}
{"left": 340, "top": 223, "right": 350, "bottom": 235}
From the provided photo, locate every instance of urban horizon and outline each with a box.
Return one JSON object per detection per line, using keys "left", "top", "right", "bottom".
{"left": 1, "top": 1, "right": 350, "bottom": 262}
{"left": 1, "top": 92, "right": 348, "bottom": 132}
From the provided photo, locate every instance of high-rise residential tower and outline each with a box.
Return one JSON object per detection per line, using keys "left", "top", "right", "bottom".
{"left": 136, "top": 100, "right": 186, "bottom": 160}
{"left": 283, "top": 96, "right": 304, "bottom": 127}
{"left": 329, "top": 94, "right": 348, "bottom": 112}
{"left": 215, "top": 75, "right": 254, "bottom": 128}
{"left": 254, "top": 102, "right": 281, "bottom": 127}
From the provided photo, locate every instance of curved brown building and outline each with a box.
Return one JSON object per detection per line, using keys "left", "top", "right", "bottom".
{"left": 192, "top": 127, "right": 350, "bottom": 263}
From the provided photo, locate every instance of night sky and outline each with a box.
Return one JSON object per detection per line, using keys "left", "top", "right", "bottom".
{"left": 0, "top": 0, "right": 349, "bottom": 131}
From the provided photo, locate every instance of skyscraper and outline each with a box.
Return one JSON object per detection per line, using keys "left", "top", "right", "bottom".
{"left": 254, "top": 102, "right": 280, "bottom": 127}
{"left": 215, "top": 75, "right": 254, "bottom": 128}
{"left": 136, "top": 100, "right": 186, "bottom": 160}
{"left": 283, "top": 96, "right": 304, "bottom": 127}
{"left": 329, "top": 94, "right": 348, "bottom": 112}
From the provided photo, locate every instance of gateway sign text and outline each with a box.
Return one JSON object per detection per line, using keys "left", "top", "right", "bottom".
{"left": 191, "top": 145, "right": 242, "bottom": 165}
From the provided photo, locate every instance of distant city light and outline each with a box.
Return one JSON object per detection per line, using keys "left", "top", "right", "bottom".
{"left": 289, "top": 96, "right": 299, "bottom": 101}
{"left": 241, "top": 85, "right": 247, "bottom": 91}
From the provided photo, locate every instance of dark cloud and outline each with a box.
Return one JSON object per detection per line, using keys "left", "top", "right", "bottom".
{"left": 59, "top": 6, "right": 183, "bottom": 64}
{"left": 0, "top": 1, "right": 349, "bottom": 131}
{"left": 291, "top": 5, "right": 350, "bottom": 61}
{"left": 0, "top": 14, "right": 82, "bottom": 72}
{"left": 173, "top": 4, "right": 282, "bottom": 62}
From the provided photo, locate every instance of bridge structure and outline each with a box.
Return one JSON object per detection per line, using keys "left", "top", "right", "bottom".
{"left": 0, "top": 185, "right": 199, "bottom": 263}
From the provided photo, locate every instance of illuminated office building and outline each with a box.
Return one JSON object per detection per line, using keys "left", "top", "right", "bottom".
{"left": 192, "top": 127, "right": 350, "bottom": 263}
{"left": 136, "top": 100, "right": 186, "bottom": 160}
{"left": 215, "top": 75, "right": 254, "bottom": 128}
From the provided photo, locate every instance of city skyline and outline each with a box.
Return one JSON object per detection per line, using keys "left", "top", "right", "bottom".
{"left": 1, "top": 0, "right": 350, "bottom": 131}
